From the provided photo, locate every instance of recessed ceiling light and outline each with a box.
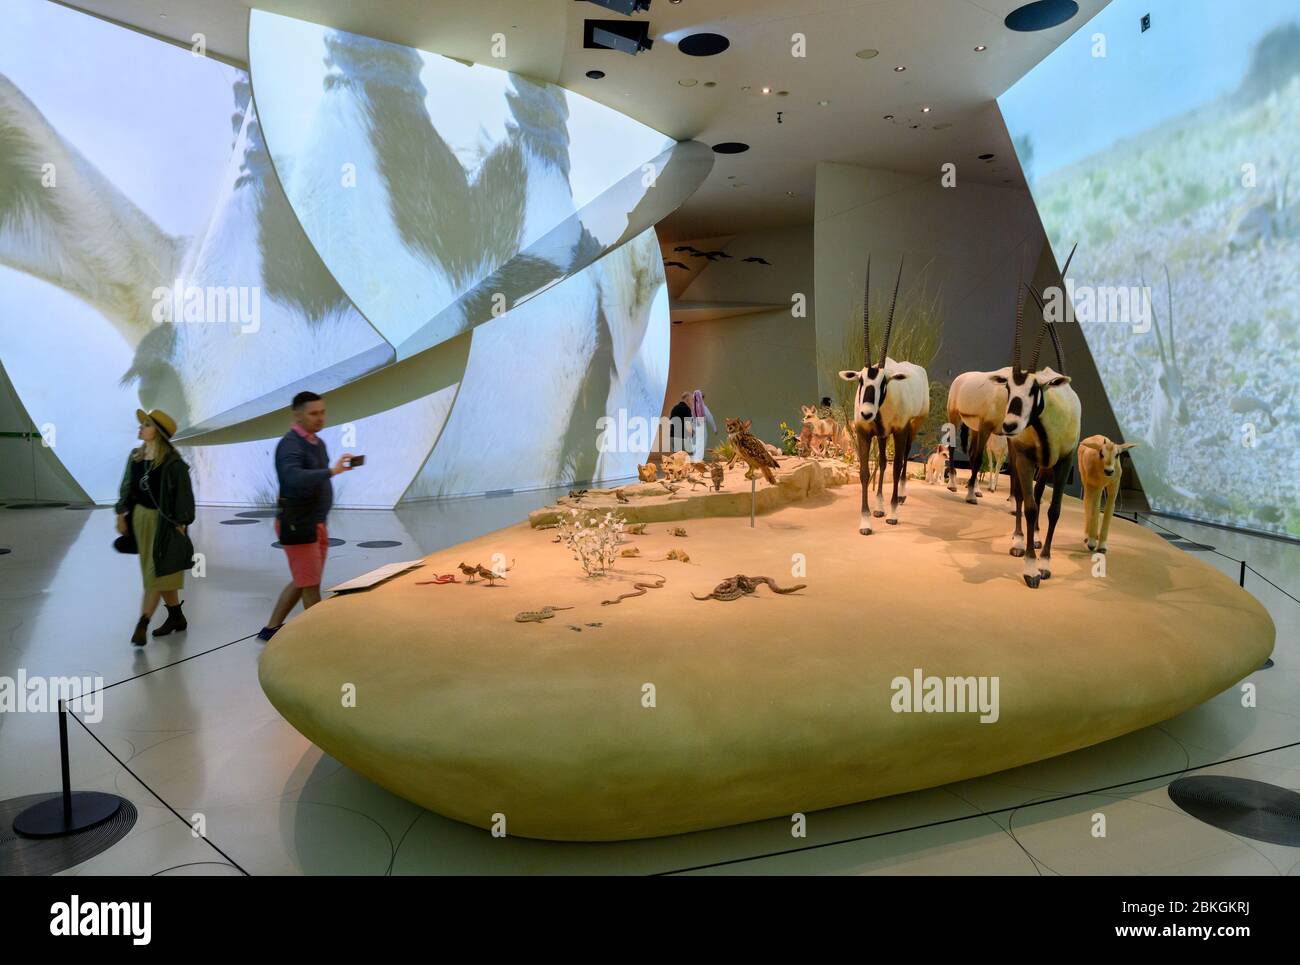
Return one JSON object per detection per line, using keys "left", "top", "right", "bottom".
{"left": 893, "top": 65, "right": 906, "bottom": 72}
{"left": 586, "top": 70, "right": 606, "bottom": 80}
{"left": 740, "top": 85, "right": 751, "bottom": 92}
{"left": 786, "top": 191, "right": 796, "bottom": 197}
{"left": 678, "top": 78, "right": 698, "bottom": 87}
{"left": 974, "top": 44, "right": 987, "bottom": 52}
{"left": 883, "top": 114, "right": 895, "bottom": 120}
{"left": 922, "top": 106, "right": 931, "bottom": 112}
{"left": 909, "top": 124, "right": 919, "bottom": 129}
{"left": 761, "top": 87, "right": 771, "bottom": 94}
{"left": 855, "top": 49, "right": 879, "bottom": 60}
{"left": 978, "top": 153, "right": 995, "bottom": 160}
{"left": 703, "top": 81, "right": 717, "bottom": 88}
{"left": 776, "top": 90, "right": 789, "bottom": 97}
{"left": 818, "top": 99, "right": 830, "bottom": 106}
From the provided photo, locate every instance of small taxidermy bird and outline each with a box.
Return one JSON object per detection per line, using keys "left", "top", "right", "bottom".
{"left": 743, "top": 257, "right": 772, "bottom": 265}
{"left": 726, "top": 418, "right": 780, "bottom": 485}
{"left": 674, "top": 245, "right": 701, "bottom": 254}
{"left": 663, "top": 260, "right": 690, "bottom": 270}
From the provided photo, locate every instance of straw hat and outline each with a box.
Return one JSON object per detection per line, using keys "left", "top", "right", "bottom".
{"left": 136, "top": 408, "right": 177, "bottom": 441}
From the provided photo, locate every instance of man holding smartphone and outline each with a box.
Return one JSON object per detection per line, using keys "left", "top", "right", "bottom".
{"left": 258, "top": 391, "right": 356, "bottom": 641}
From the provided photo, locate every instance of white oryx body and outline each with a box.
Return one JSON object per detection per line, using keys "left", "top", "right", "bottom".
{"left": 838, "top": 255, "right": 930, "bottom": 535}
{"left": 945, "top": 366, "right": 1013, "bottom": 502}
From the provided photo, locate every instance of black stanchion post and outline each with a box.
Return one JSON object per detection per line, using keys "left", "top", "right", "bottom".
{"left": 11, "top": 698, "right": 126, "bottom": 839}
{"left": 59, "top": 699, "right": 72, "bottom": 826}
{"left": 1240, "top": 560, "right": 1247, "bottom": 588}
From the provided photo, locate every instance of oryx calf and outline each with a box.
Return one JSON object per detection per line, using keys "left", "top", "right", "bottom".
{"left": 1077, "top": 435, "right": 1138, "bottom": 553}
{"left": 839, "top": 256, "right": 931, "bottom": 534}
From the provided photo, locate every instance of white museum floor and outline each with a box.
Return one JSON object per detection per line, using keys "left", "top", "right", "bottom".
{"left": 0, "top": 491, "right": 1297, "bottom": 875}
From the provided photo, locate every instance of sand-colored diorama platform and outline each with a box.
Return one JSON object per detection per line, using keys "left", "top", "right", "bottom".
{"left": 259, "top": 458, "right": 1275, "bottom": 841}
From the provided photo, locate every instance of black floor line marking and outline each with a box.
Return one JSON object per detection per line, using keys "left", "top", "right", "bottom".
{"left": 652, "top": 739, "right": 1300, "bottom": 875}
{"left": 65, "top": 632, "right": 260, "bottom": 701}
{"left": 1131, "top": 515, "right": 1299, "bottom": 605}
{"left": 67, "top": 711, "right": 251, "bottom": 875}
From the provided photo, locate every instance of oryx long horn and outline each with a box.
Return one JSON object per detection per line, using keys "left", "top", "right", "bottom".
{"left": 1142, "top": 271, "right": 1169, "bottom": 366}
{"left": 1059, "top": 241, "right": 1077, "bottom": 281}
{"left": 1046, "top": 314, "right": 1066, "bottom": 374}
{"left": 879, "top": 255, "right": 903, "bottom": 365}
{"left": 862, "top": 255, "right": 872, "bottom": 364}
{"left": 1163, "top": 264, "right": 1177, "bottom": 370}
{"left": 1026, "top": 284, "right": 1049, "bottom": 370}
{"left": 1026, "top": 284, "right": 1065, "bottom": 374}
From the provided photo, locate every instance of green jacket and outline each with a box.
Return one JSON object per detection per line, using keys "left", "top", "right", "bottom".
{"left": 115, "top": 450, "right": 196, "bottom": 577}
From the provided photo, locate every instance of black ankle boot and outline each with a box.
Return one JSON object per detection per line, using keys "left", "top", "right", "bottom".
{"left": 131, "top": 615, "right": 150, "bottom": 646}
{"left": 152, "top": 602, "right": 188, "bottom": 637}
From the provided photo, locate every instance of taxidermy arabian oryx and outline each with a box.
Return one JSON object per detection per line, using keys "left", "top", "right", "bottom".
{"left": 1001, "top": 283, "right": 1082, "bottom": 589}
{"left": 1077, "top": 435, "right": 1138, "bottom": 554}
{"left": 945, "top": 244, "right": 1075, "bottom": 504}
{"left": 838, "top": 255, "right": 930, "bottom": 535}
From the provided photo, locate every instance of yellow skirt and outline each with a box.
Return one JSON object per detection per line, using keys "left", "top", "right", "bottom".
{"left": 133, "top": 505, "right": 185, "bottom": 592}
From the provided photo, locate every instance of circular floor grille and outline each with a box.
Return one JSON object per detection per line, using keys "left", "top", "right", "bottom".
{"left": 1168, "top": 776, "right": 1300, "bottom": 846}
{"left": 0, "top": 793, "right": 138, "bottom": 876}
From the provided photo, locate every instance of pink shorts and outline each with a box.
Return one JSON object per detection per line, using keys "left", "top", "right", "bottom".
{"left": 275, "top": 520, "right": 329, "bottom": 588}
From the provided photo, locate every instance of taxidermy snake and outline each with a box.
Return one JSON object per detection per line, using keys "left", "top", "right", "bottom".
{"left": 601, "top": 575, "right": 667, "bottom": 606}
{"left": 692, "top": 575, "right": 807, "bottom": 602}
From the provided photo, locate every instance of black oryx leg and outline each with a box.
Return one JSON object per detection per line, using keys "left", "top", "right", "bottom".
{"left": 1039, "top": 457, "right": 1072, "bottom": 580}
{"left": 856, "top": 430, "right": 873, "bottom": 535}
{"left": 1031, "top": 473, "right": 1047, "bottom": 549}
{"left": 966, "top": 427, "right": 988, "bottom": 504}
{"left": 898, "top": 425, "right": 914, "bottom": 505}
{"left": 887, "top": 429, "right": 906, "bottom": 524}
{"left": 1008, "top": 449, "right": 1025, "bottom": 556}
{"left": 1018, "top": 457, "right": 1042, "bottom": 588}
{"left": 873, "top": 433, "right": 888, "bottom": 517}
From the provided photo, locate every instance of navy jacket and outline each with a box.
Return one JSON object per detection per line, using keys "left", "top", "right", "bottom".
{"left": 275, "top": 429, "right": 332, "bottom": 523}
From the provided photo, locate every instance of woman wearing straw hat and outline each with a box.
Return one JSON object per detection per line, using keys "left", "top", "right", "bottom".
{"left": 114, "top": 409, "right": 196, "bottom": 645}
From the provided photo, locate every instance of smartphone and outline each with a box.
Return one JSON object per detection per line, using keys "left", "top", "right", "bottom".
{"left": 349, "top": 454, "right": 366, "bottom": 467}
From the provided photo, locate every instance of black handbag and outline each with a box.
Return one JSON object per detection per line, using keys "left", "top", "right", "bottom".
{"left": 277, "top": 497, "right": 319, "bottom": 545}
{"left": 113, "top": 527, "right": 138, "bottom": 554}
{"left": 142, "top": 459, "right": 196, "bottom": 576}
